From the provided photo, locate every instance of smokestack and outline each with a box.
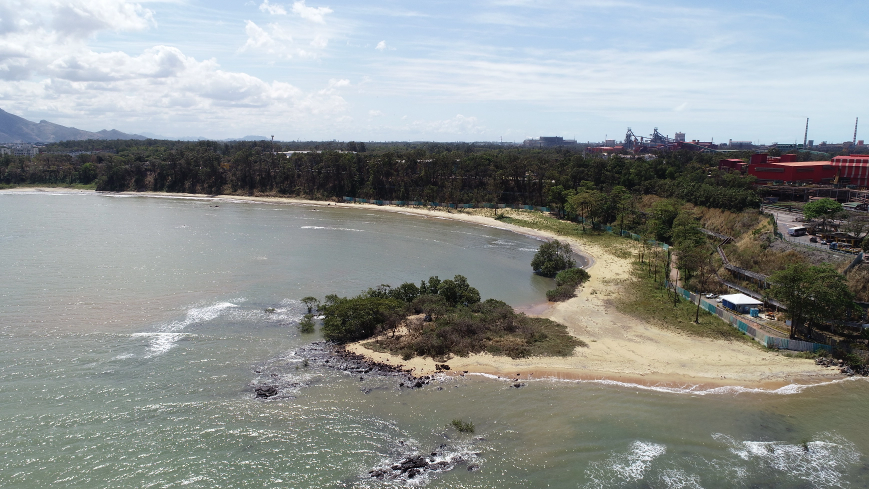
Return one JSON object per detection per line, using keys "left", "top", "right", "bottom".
{"left": 804, "top": 118, "right": 809, "bottom": 147}
{"left": 854, "top": 117, "right": 859, "bottom": 145}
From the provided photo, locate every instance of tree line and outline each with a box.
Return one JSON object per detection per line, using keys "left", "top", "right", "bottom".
{"left": 1, "top": 140, "right": 760, "bottom": 211}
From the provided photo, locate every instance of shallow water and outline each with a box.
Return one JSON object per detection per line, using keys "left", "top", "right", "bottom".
{"left": 1, "top": 192, "right": 868, "bottom": 488}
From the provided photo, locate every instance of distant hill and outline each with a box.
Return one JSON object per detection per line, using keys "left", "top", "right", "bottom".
{"left": 0, "top": 108, "right": 146, "bottom": 143}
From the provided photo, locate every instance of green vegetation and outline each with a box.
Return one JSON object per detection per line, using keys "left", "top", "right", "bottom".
{"left": 616, "top": 261, "right": 752, "bottom": 342}
{"left": 547, "top": 268, "right": 591, "bottom": 302}
{"left": 2, "top": 140, "right": 759, "bottom": 211}
{"left": 298, "top": 314, "right": 316, "bottom": 334}
{"left": 450, "top": 419, "right": 475, "bottom": 433}
{"left": 803, "top": 198, "right": 843, "bottom": 232}
{"left": 376, "top": 298, "right": 584, "bottom": 360}
{"left": 768, "top": 263, "right": 859, "bottom": 339}
{"left": 317, "top": 275, "right": 585, "bottom": 360}
{"left": 531, "top": 239, "right": 576, "bottom": 277}
{"left": 301, "top": 296, "right": 319, "bottom": 314}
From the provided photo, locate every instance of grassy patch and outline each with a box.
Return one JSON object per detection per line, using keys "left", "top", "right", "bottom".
{"left": 492, "top": 211, "right": 636, "bottom": 260}
{"left": 615, "top": 262, "right": 754, "bottom": 342}
{"left": 372, "top": 299, "right": 586, "bottom": 360}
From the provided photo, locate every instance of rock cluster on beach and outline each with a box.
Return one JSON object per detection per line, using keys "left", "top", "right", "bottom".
{"left": 815, "top": 357, "right": 869, "bottom": 376}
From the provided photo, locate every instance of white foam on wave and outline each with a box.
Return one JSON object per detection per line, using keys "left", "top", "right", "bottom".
{"left": 132, "top": 302, "right": 237, "bottom": 356}
{"left": 493, "top": 375, "right": 867, "bottom": 396}
{"left": 300, "top": 225, "right": 364, "bottom": 232}
{"left": 713, "top": 432, "right": 860, "bottom": 488}
{"left": 584, "top": 441, "right": 667, "bottom": 488}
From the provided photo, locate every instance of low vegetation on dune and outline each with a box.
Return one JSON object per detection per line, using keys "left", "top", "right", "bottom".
{"left": 316, "top": 275, "right": 586, "bottom": 361}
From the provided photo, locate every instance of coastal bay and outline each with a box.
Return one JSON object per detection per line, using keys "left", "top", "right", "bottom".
{"left": 2, "top": 188, "right": 867, "bottom": 488}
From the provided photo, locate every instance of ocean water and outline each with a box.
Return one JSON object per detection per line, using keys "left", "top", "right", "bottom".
{"left": 1, "top": 191, "right": 868, "bottom": 488}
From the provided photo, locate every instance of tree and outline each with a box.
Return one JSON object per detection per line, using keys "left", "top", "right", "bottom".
{"left": 863, "top": 236, "right": 869, "bottom": 252}
{"left": 803, "top": 198, "right": 843, "bottom": 233}
{"left": 768, "top": 263, "right": 858, "bottom": 339}
{"left": 301, "top": 296, "right": 320, "bottom": 314}
{"left": 646, "top": 199, "right": 680, "bottom": 243}
{"left": 671, "top": 210, "right": 705, "bottom": 249}
{"left": 547, "top": 185, "right": 574, "bottom": 218}
{"left": 676, "top": 243, "right": 717, "bottom": 322}
{"left": 320, "top": 296, "right": 407, "bottom": 343}
{"left": 531, "top": 240, "right": 576, "bottom": 277}
{"left": 437, "top": 275, "right": 481, "bottom": 307}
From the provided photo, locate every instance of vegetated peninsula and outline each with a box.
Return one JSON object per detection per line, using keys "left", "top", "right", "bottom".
{"left": 315, "top": 275, "right": 586, "bottom": 361}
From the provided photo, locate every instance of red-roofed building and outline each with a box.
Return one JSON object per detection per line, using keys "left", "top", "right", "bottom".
{"left": 747, "top": 160, "right": 837, "bottom": 184}
{"left": 830, "top": 155, "right": 869, "bottom": 187}
{"left": 747, "top": 153, "right": 869, "bottom": 187}
{"left": 719, "top": 158, "right": 745, "bottom": 171}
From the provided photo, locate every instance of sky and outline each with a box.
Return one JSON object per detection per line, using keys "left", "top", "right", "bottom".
{"left": 0, "top": 0, "right": 867, "bottom": 143}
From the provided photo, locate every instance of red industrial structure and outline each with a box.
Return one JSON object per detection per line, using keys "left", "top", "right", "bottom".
{"left": 746, "top": 154, "right": 869, "bottom": 187}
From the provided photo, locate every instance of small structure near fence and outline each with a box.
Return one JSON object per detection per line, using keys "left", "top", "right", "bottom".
{"left": 671, "top": 282, "right": 831, "bottom": 353}
{"left": 720, "top": 294, "right": 763, "bottom": 314}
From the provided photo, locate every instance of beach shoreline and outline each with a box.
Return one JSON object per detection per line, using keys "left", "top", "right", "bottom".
{"left": 6, "top": 186, "right": 844, "bottom": 390}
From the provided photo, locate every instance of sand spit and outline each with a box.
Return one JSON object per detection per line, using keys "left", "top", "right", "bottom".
{"left": 10, "top": 187, "right": 841, "bottom": 389}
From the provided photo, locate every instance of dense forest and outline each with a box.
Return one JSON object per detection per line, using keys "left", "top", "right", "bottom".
{"left": 1, "top": 139, "right": 761, "bottom": 212}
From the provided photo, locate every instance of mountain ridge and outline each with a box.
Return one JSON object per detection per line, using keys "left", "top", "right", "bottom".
{"left": 0, "top": 108, "right": 146, "bottom": 143}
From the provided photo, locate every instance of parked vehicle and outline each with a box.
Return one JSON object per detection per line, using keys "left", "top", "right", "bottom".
{"left": 810, "top": 236, "right": 818, "bottom": 243}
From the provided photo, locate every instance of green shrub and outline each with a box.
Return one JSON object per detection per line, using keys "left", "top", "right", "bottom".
{"left": 531, "top": 240, "right": 576, "bottom": 277}
{"left": 450, "top": 419, "right": 475, "bottom": 433}
{"left": 298, "top": 314, "right": 316, "bottom": 334}
{"left": 546, "top": 285, "right": 576, "bottom": 302}
{"left": 320, "top": 297, "right": 406, "bottom": 343}
{"left": 555, "top": 267, "right": 590, "bottom": 287}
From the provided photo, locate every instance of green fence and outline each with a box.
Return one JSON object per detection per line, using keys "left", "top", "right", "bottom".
{"left": 668, "top": 282, "right": 831, "bottom": 353}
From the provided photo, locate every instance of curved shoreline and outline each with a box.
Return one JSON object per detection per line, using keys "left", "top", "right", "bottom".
{"left": 6, "top": 187, "right": 844, "bottom": 390}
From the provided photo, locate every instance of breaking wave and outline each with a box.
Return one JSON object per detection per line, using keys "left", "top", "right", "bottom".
{"left": 132, "top": 302, "right": 237, "bottom": 356}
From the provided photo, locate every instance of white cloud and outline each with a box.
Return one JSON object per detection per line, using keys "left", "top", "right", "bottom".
{"left": 369, "top": 110, "right": 383, "bottom": 117}
{"left": 0, "top": 0, "right": 351, "bottom": 137}
{"left": 291, "top": 1, "right": 333, "bottom": 24}
{"left": 240, "top": 21, "right": 277, "bottom": 52}
{"left": 375, "top": 40, "right": 386, "bottom": 51}
{"left": 259, "top": 0, "right": 287, "bottom": 15}
{"left": 51, "top": 0, "right": 154, "bottom": 38}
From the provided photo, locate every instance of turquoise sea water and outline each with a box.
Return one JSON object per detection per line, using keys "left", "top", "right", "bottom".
{"left": 1, "top": 191, "right": 868, "bottom": 488}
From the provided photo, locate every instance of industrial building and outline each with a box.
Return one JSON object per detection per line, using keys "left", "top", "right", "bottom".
{"left": 522, "top": 136, "right": 578, "bottom": 148}
{"left": 746, "top": 153, "right": 869, "bottom": 187}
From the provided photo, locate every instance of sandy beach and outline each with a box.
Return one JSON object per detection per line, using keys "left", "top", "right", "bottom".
{"left": 8, "top": 187, "right": 841, "bottom": 388}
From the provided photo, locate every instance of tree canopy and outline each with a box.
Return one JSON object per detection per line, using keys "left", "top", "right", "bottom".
{"left": 768, "top": 263, "right": 858, "bottom": 338}
{"left": 531, "top": 240, "right": 576, "bottom": 277}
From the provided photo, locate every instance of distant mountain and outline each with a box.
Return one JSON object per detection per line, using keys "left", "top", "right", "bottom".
{"left": 0, "top": 108, "right": 146, "bottom": 143}
{"left": 225, "top": 135, "right": 270, "bottom": 141}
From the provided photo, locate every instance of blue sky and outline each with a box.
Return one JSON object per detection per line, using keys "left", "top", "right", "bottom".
{"left": 1, "top": 0, "right": 867, "bottom": 142}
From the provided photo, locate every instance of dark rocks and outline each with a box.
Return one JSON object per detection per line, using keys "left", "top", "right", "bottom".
{"left": 291, "top": 341, "right": 431, "bottom": 388}
{"left": 254, "top": 385, "right": 278, "bottom": 398}
{"left": 815, "top": 356, "right": 869, "bottom": 376}
{"left": 435, "top": 363, "right": 451, "bottom": 371}
{"left": 368, "top": 448, "right": 480, "bottom": 482}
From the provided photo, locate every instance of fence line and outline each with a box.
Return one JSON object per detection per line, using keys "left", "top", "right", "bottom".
{"left": 667, "top": 281, "right": 830, "bottom": 353}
